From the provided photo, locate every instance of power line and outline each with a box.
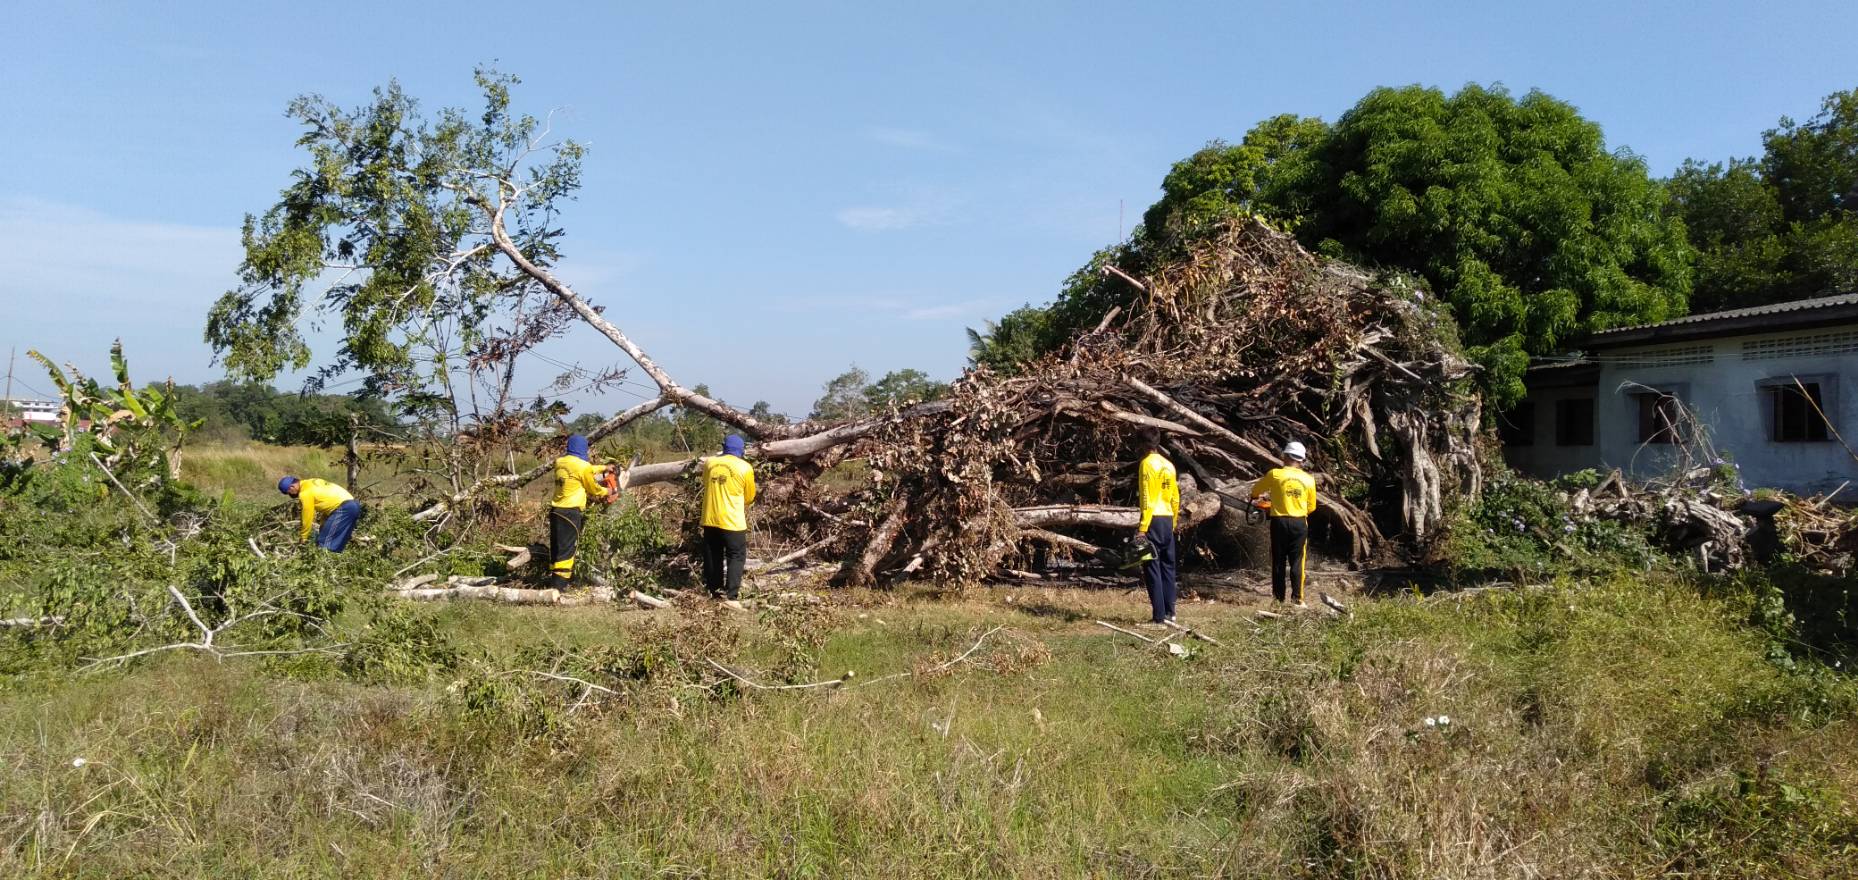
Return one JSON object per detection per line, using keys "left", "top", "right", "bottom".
{"left": 9, "top": 379, "right": 53, "bottom": 399}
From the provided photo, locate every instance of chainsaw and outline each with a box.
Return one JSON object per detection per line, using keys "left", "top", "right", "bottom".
{"left": 595, "top": 453, "right": 640, "bottom": 506}
{"left": 1244, "top": 496, "right": 1272, "bottom": 525}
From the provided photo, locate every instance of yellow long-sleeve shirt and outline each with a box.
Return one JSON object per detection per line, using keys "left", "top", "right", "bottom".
{"left": 1137, "top": 451, "right": 1180, "bottom": 533}
{"left": 701, "top": 454, "right": 757, "bottom": 531}
{"left": 297, "top": 479, "right": 354, "bottom": 540}
{"left": 550, "top": 455, "right": 609, "bottom": 509}
{"left": 1250, "top": 466, "right": 1318, "bottom": 518}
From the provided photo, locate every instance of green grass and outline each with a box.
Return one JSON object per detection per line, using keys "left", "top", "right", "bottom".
{"left": 1, "top": 580, "right": 1855, "bottom": 878}
{"left": 181, "top": 443, "right": 349, "bottom": 501}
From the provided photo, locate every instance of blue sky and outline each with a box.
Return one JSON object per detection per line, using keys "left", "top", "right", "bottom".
{"left": 3, "top": 1, "right": 1854, "bottom": 416}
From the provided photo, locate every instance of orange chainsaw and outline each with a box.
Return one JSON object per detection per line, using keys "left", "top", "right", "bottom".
{"left": 595, "top": 453, "right": 639, "bottom": 506}
{"left": 1245, "top": 496, "right": 1272, "bottom": 525}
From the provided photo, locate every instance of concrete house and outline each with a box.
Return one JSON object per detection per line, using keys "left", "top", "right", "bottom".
{"left": 1502, "top": 294, "right": 1858, "bottom": 497}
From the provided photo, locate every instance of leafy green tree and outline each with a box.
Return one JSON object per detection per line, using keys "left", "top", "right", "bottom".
{"left": 1274, "top": 85, "right": 1691, "bottom": 403}
{"left": 747, "top": 401, "right": 789, "bottom": 425}
{"left": 864, "top": 369, "right": 947, "bottom": 409}
{"left": 1667, "top": 89, "right": 1858, "bottom": 312}
{"left": 967, "top": 305, "right": 1061, "bottom": 372}
{"left": 808, "top": 367, "right": 947, "bottom": 420}
{"left": 1141, "top": 114, "right": 1327, "bottom": 243}
{"left": 810, "top": 366, "right": 872, "bottom": 422}
{"left": 974, "top": 84, "right": 1694, "bottom": 405}
{"left": 203, "top": 66, "right": 587, "bottom": 496}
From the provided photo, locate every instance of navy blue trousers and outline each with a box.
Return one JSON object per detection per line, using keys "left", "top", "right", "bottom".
{"left": 1142, "top": 515, "right": 1178, "bottom": 622}
{"left": 317, "top": 500, "right": 362, "bottom": 552}
{"left": 1269, "top": 516, "right": 1309, "bottom": 603}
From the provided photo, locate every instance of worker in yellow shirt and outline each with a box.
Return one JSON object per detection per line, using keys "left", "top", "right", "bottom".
{"left": 548, "top": 434, "right": 611, "bottom": 588}
{"left": 1135, "top": 432, "right": 1181, "bottom": 625}
{"left": 1250, "top": 441, "right": 1319, "bottom": 607}
{"left": 277, "top": 476, "right": 363, "bottom": 552}
{"left": 701, "top": 434, "right": 757, "bottom": 601}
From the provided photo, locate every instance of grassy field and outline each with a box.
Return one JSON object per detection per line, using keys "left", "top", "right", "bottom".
{"left": 1, "top": 577, "right": 1854, "bottom": 878}
{"left": 181, "top": 443, "right": 350, "bottom": 501}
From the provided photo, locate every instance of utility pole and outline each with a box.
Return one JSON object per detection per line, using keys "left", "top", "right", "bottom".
{"left": 3, "top": 346, "right": 13, "bottom": 419}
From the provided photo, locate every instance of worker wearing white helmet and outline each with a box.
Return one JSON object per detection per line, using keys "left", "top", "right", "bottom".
{"left": 1250, "top": 440, "right": 1319, "bottom": 607}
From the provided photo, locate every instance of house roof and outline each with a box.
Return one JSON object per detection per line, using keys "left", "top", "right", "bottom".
{"left": 1585, "top": 293, "right": 1858, "bottom": 348}
{"left": 1522, "top": 359, "right": 1599, "bottom": 388}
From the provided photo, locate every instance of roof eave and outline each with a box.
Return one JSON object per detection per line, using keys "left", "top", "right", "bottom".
{"left": 1584, "top": 304, "right": 1858, "bottom": 349}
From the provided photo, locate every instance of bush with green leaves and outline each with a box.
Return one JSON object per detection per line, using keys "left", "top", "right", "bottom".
{"left": 575, "top": 498, "right": 678, "bottom": 590}
{"left": 0, "top": 446, "right": 402, "bottom": 675}
{"left": 1439, "top": 474, "right": 1660, "bottom": 581}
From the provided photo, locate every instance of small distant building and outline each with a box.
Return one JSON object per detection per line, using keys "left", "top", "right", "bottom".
{"left": 4, "top": 399, "right": 62, "bottom": 429}
{"left": 1502, "top": 294, "right": 1858, "bottom": 497}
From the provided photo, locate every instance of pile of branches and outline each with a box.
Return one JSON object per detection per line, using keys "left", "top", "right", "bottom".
{"left": 1773, "top": 491, "right": 1858, "bottom": 568}
{"left": 1572, "top": 468, "right": 1857, "bottom": 574}
{"left": 413, "top": 213, "right": 1483, "bottom": 586}
{"left": 761, "top": 218, "right": 1484, "bottom": 585}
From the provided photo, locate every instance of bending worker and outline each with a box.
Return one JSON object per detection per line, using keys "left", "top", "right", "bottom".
{"left": 1251, "top": 441, "right": 1318, "bottom": 607}
{"left": 278, "top": 476, "right": 362, "bottom": 553}
{"left": 549, "top": 433, "right": 611, "bottom": 588}
{"left": 701, "top": 434, "right": 756, "bottom": 602}
{"left": 1135, "top": 432, "right": 1181, "bottom": 625}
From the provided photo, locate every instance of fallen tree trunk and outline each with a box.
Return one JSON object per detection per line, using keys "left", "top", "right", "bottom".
{"left": 390, "top": 585, "right": 562, "bottom": 604}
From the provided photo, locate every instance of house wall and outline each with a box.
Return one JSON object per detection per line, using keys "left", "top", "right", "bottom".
{"left": 1514, "top": 323, "right": 1858, "bottom": 495}
{"left": 1597, "top": 326, "right": 1858, "bottom": 497}
{"left": 1500, "top": 383, "right": 1605, "bottom": 476}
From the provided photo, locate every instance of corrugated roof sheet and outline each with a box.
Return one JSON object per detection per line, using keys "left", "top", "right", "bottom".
{"left": 1590, "top": 293, "right": 1858, "bottom": 339}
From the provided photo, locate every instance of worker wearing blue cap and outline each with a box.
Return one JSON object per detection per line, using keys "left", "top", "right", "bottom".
{"left": 701, "top": 434, "right": 757, "bottom": 600}
{"left": 277, "top": 475, "right": 362, "bottom": 552}
{"left": 548, "top": 434, "right": 611, "bottom": 588}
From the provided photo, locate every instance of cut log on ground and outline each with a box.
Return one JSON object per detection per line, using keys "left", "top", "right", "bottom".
{"left": 391, "top": 586, "right": 562, "bottom": 605}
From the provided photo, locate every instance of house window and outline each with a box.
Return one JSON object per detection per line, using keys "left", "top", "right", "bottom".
{"left": 1768, "top": 382, "right": 1830, "bottom": 442}
{"left": 1634, "top": 392, "right": 1682, "bottom": 445}
{"left": 1555, "top": 398, "right": 1595, "bottom": 446}
{"left": 1498, "top": 402, "right": 1535, "bottom": 446}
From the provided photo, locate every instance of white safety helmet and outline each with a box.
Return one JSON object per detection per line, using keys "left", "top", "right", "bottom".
{"left": 1282, "top": 440, "right": 1307, "bottom": 461}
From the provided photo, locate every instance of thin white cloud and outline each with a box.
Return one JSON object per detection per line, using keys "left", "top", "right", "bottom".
{"left": 834, "top": 184, "right": 963, "bottom": 233}
{"left": 835, "top": 206, "right": 921, "bottom": 231}
{"left": 863, "top": 126, "right": 960, "bottom": 153}
{"left": 904, "top": 300, "right": 996, "bottom": 321}
{"left": 0, "top": 197, "right": 243, "bottom": 380}
{"left": 765, "top": 293, "right": 998, "bottom": 322}
{"left": 768, "top": 293, "right": 912, "bottom": 313}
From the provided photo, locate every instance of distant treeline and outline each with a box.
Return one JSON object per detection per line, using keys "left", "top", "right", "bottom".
{"left": 170, "top": 381, "right": 398, "bottom": 446}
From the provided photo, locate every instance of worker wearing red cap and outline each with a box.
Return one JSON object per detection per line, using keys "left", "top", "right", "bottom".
{"left": 1250, "top": 441, "right": 1318, "bottom": 606}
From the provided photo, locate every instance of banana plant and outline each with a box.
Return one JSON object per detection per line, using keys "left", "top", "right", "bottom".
{"left": 26, "top": 340, "right": 201, "bottom": 485}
